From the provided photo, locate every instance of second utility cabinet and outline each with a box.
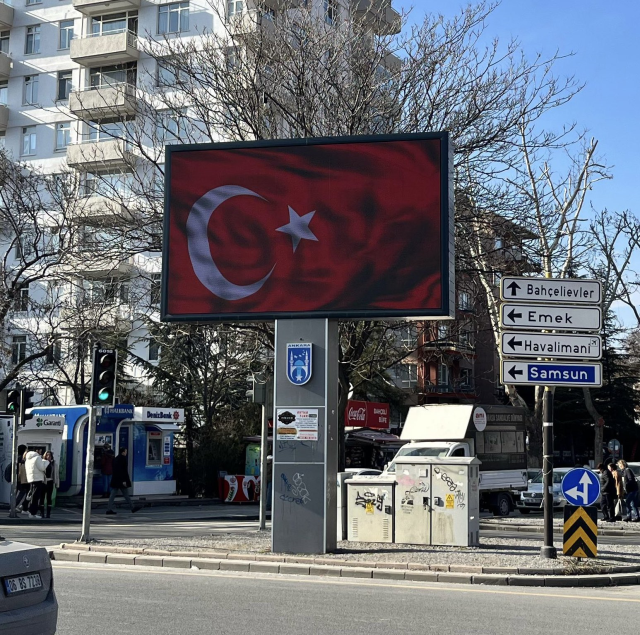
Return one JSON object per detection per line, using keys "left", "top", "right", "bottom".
{"left": 394, "top": 457, "right": 480, "bottom": 547}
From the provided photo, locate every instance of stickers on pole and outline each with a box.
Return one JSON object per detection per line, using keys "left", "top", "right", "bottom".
{"left": 276, "top": 408, "right": 319, "bottom": 441}
{"left": 563, "top": 505, "right": 598, "bottom": 558}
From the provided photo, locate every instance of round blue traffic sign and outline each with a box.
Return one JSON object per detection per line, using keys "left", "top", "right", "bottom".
{"left": 561, "top": 468, "right": 600, "bottom": 507}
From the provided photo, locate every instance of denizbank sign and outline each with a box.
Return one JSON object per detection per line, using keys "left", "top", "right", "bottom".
{"left": 133, "top": 407, "right": 185, "bottom": 423}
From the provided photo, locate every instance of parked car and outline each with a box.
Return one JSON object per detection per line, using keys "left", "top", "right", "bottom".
{"left": 516, "top": 467, "right": 574, "bottom": 514}
{"left": 627, "top": 462, "right": 640, "bottom": 479}
{"left": 0, "top": 537, "right": 58, "bottom": 634}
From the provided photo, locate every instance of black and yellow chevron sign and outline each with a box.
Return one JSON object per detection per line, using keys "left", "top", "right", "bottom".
{"left": 563, "top": 505, "right": 598, "bottom": 558}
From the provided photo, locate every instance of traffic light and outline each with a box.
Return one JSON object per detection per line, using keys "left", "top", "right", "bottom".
{"left": 6, "top": 389, "right": 20, "bottom": 415}
{"left": 91, "top": 348, "right": 117, "bottom": 407}
{"left": 20, "top": 390, "right": 34, "bottom": 425}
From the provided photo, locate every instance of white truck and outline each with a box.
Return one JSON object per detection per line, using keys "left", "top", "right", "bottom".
{"left": 383, "top": 404, "right": 528, "bottom": 516}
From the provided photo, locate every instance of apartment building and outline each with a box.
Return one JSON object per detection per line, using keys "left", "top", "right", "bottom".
{"left": 0, "top": 0, "right": 401, "bottom": 404}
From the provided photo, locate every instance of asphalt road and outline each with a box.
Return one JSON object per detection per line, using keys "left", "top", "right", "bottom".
{"left": 53, "top": 562, "right": 640, "bottom": 635}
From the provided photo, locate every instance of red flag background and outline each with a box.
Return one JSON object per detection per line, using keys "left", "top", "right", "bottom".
{"left": 164, "top": 135, "right": 450, "bottom": 320}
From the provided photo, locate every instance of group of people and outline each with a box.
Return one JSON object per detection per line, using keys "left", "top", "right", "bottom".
{"left": 598, "top": 459, "right": 639, "bottom": 522}
{"left": 15, "top": 445, "right": 59, "bottom": 519}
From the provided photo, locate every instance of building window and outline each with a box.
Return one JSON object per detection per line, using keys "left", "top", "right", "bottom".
{"left": 227, "top": 0, "right": 242, "bottom": 20}
{"left": 90, "top": 63, "right": 137, "bottom": 88}
{"left": 23, "top": 75, "right": 39, "bottom": 106}
{"left": 46, "top": 340, "right": 62, "bottom": 365}
{"left": 0, "top": 132, "right": 5, "bottom": 148}
{"left": 12, "top": 336, "right": 27, "bottom": 365}
{"left": 55, "top": 122, "right": 71, "bottom": 151}
{"left": 459, "top": 329, "right": 472, "bottom": 347}
{"left": 14, "top": 233, "right": 34, "bottom": 259}
{"left": 459, "top": 368, "right": 473, "bottom": 391}
{"left": 146, "top": 431, "right": 162, "bottom": 466}
{"left": 158, "top": 2, "right": 189, "bottom": 34}
{"left": 14, "top": 287, "right": 29, "bottom": 312}
{"left": 261, "top": 6, "right": 275, "bottom": 21}
{"left": 148, "top": 339, "right": 159, "bottom": 361}
{"left": 437, "top": 323, "right": 449, "bottom": 341}
{"left": 458, "top": 290, "right": 472, "bottom": 311}
{"left": 0, "top": 31, "right": 9, "bottom": 54}
{"left": 25, "top": 25, "right": 41, "bottom": 55}
{"left": 391, "top": 363, "right": 417, "bottom": 389}
{"left": 150, "top": 273, "right": 161, "bottom": 305}
{"left": 0, "top": 80, "right": 7, "bottom": 105}
{"left": 59, "top": 20, "right": 74, "bottom": 50}
{"left": 57, "top": 70, "right": 73, "bottom": 101}
{"left": 157, "top": 109, "right": 185, "bottom": 143}
{"left": 91, "top": 11, "right": 138, "bottom": 36}
{"left": 22, "top": 126, "right": 37, "bottom": 156}
{"left": 156, "top": 58, "right": 185, "bottom": 87}
{"left": 324, "top": 0, "right": 336, "bottom": 24}
{"left": 437, "top": 363, "right": 449, "bottom": 388}
{"left": 26, "top": 0, "right": 41, "bottom": 5}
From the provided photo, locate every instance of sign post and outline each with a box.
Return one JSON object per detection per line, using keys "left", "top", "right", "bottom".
{"left": 561, "top": 468, "right": 600, "bottom": 558}
{"left": 499, "top": 277, "right": 603, "bottom": 559}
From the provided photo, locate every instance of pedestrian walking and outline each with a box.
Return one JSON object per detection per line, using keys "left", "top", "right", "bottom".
{"left": 42, "top": 451, "right": 59, "bottom": 519}
{"left": 15, "top": 445, "right": 30, "bottom": 512}
{"left": 106, "top": 448, "right": 141, "bottom": 515}
{"left": 101, "top": 443, "right": 114, "bottom": 498}
{"left": 609, "top": 462, "right": 626, "bottom": 520}
{"left": 618, "top": 459, "right": 640, "bottom": 522}
{"left": 24, "top": 448, "right": 49, "bottom": 519}
{"left": 598, "top": 462, "right": 616, "bottom": 522}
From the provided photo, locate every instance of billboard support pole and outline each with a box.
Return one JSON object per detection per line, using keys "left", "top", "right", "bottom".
{"left": 272, "top": 319, "right": 338, "bottom": 555}
{"left": 259, "top": 402, "right": 268, "bottom": 531}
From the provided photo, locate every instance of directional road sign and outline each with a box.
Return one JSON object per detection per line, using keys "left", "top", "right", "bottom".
{"left": 500, "top": 303, "right": 602, "bottom": 332}
{"left": 561, "top": 468, "right": 601, "bottom": 507}
{"left": 500, "top": 332, "right": 602, "bottom": 360}
{"left": 563, "top": 505, "right": 598, "bottom": 558}
{"left": 501, "top": 360, "right": 602, "bottom": 387}
{"left": 500, "top": 277, "right": 602, "bottom": 305}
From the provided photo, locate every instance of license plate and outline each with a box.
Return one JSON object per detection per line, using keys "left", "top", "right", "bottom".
{"left": 3, "top": 573, "right": 42, "bottom": 595}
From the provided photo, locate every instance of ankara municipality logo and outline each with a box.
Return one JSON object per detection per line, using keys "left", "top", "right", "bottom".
{"left": 287, "top": 343, "right": 312, "bottom": 386}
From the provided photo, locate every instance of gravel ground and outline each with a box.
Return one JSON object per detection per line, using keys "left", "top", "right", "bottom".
{"left": 94, "top": 532, "right": 640, "bottom": 570}
{"left": 483, "top": 515, "right": 640, "bottom": 530}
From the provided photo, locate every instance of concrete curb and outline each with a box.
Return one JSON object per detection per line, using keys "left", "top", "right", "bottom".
{"left": 50, "top": 545, "right": 640, "bottom": 587}
{"left": 480, "top": 522, "right": 640, "bottom": 537}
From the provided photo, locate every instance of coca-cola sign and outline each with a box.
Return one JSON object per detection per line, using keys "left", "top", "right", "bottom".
{"left": 345, "top": 400, "right": 390, "bottom": 429}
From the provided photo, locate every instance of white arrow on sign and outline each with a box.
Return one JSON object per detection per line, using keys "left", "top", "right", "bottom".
{"left": 500, "top": 277, "right": 602, "bottom": 304}
{"left": 500, "top": 303, "right": 602, "bottom": 331}
{"left": 500, "top": 332, "right": 602, "bottom": 360}
{"left": 565, "top": 472, "right": 594, "bottom": 505}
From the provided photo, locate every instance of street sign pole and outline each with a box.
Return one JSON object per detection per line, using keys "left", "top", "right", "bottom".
{"left": 259, "top": 402, "right": 268, "bottom": 531}
{"left": 80, "top": 404, "right": 97, "bottom": 543}
{"left": 541, "top": 386, "right": 557, "bottom": 559}
{"left": 9, "top": 411, "right": 19, "bottom": 519}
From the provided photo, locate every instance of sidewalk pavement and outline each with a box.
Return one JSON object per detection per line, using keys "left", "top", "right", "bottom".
{"left": 50, "top": 542, "right": 640, "bottom": 588}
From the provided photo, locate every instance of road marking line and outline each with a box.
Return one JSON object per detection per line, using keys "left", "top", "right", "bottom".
{"left": 52, "top": 564, "right": 640, "bottom": 604}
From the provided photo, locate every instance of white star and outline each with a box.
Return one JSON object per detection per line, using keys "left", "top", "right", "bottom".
{"left": 276, "top": 206, "right": 318, "bottom": 252}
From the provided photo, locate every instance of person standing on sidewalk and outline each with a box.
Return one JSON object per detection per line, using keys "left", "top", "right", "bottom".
{"left": 42, "top": 451, "right": 59, "bottom": 519}
{"left": 101, "top": 443, "right": 114, "bottom": 498}
{"left": 106, "top": 448, "right": 141, "bottom": 515}
{"left": 618, "top": 459, "right": 640, "bottom": 522}
{"left": 609, "top": 462, "right": 626, "bottom": 520}
{"left": 598, "top": 462, "right": 616, "bottom": 522}
{"left": 25, "top": 448, "right": 49, "bottom": 519}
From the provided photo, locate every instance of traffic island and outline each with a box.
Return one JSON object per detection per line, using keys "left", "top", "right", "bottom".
{"left": 50, "top": 541, "right": 640, "bottom": 587}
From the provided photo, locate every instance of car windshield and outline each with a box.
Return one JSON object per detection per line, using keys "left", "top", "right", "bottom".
{"left": 531, "top": 471, "right": 566, "bottom": 484}
{"left": 394, "top": 446, "right": 451, "bottom": 459}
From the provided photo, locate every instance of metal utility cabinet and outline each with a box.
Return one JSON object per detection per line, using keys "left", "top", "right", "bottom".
{"left": 346, "top": 476, "right": 395, "bottom": 543}
{"left": 394, "top": 457, "right": 480, "bottom": 547}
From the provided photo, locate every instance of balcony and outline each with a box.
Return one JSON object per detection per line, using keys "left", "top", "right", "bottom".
{"left": 72, "top": 0, "right": 140, "bottom": 16}
{"left": 70, "top": 30, "right": 138, "bottom": 67}
{"left": 75, "top": 196, "right": 135, "bottom": 222}
{"left": 0, "top": 104, "right": 8, "bottom": 132}
{"left": 66, "top": 138, "right": 136, "bottom": 173}
{"left": 0, "top": 52, "right": 11, "bottom": 81}
{"left": 0, "top": 0, "right": 13, "bottom": 30}
{"left": 70, "top": 83, "right": 137, "bottom": 120}
{"left": 352, "top": 0, "right": 401, "bottom": 35}
{"left": 228, "top": 11, "right": 276, "bottom": 41}
{"left": 423, "top": 338, "right": 475, "bottom": 357}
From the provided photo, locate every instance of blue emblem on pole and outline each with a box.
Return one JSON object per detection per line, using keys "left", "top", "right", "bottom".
{"left": 561, "top": 468, "right": 601, "bottom": 507}
{"left": 287, "top": 343, "right": 312, "bottom": 386}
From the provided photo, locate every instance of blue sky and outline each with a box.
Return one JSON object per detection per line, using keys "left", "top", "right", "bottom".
{"left": 406, "top": 1, "right": 639, "bottom": 329}
{"left": 407, "top": 1, "right": 639, "bottom": 217}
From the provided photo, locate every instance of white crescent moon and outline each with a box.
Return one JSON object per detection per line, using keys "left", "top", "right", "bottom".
{"left": 186, "top": 185, "right": 276, "bottom": 301}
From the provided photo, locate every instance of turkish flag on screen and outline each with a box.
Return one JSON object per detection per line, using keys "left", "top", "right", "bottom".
{"left": 165, "top": 136, "right": 449, "bottom": 320}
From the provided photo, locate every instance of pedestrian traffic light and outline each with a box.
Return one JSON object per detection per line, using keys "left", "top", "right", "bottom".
{"left": 91, "top": 348, "right": 117, "bottom": 407}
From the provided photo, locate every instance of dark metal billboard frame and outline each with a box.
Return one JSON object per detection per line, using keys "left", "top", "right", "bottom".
{"left": 162, "top": 132, "right": 454, "bottom": 323}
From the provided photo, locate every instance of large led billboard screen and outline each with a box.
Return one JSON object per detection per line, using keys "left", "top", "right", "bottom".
{"left": 162, "top": 133, "right": 453, "bottom": 322}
